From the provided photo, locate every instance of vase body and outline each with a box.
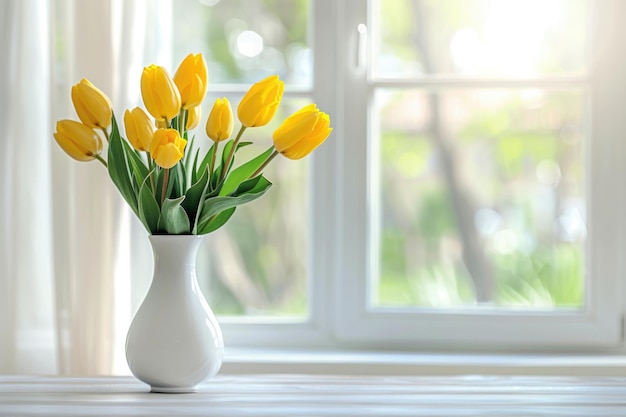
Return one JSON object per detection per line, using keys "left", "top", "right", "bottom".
{"left": 125, "top": 235, "right": 223, "bottom": 393}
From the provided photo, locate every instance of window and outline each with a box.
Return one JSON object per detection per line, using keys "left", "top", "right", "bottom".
{"left": 167, "top": 0, "right": 334, "bottom": 347}
{"left": 172, "top": 0, "right": 313, "bottom": 319}
{"left": 166, "top": 0, "right": 626, "bottom": 350}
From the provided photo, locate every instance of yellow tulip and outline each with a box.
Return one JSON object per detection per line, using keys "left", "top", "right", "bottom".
{"left": 150, "top": 129, "right": 187, "bottom": 169}
{"left": 124, "top": 107, "right": 155, "bottom": 152}
{"left": 173, "top": 53, "right": 208, "bottom": 110}
{"left": 53, "top": 119, "right": 103, "bottom": 162}
{"left": 273, "top": 104, "right": 332, "bottom": 160}
{"left": 141, "top": 64, "right": 181, "bottom": 121}
{"left": 71, "top": 79, "right": 112, "bottom": 129}
{"left": 186, "top": 106, "right": 201, "bottom": 130}
{"left": 205, "top": 97, "right": 233, "bottom": 142}
{"left": 237, "top": 75, "right": 284, "bottom": 127}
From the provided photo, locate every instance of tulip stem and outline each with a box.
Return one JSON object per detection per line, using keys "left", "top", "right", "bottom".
{"left": 209, "top": 140, "right": 219, "bottom": 182}
{"left": 95, "top": 154, "right": 108, "bottom": 168}
{"left": 250, "top": 148, "right": 279, "bottom": 178}
{"left": 220, "top": 125, "right": 246, "bottom": 182}
{"left": 161, "top": 168, "right": 170, "bottom": 205}
{"left": 100, "top": 127, "right": 110, "bottom": 143}
{"left": 148, "top": 158, "right": 156, "bottom": 193}
{"left": 177, "top": 109, "right": 187, "bottom": 136}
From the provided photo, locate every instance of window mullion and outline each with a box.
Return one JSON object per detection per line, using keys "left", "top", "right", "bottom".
{"left": 334, "top": 0, "right": 371, "bottom": 340}
{"left": 308, "top": 0, "right": 342, "bottom": 337}
{"left": 369, "top": 77, "right": 590, "bottom": 89}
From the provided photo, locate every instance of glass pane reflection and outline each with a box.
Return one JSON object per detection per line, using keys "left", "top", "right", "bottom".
{"left": 173, "top": 0, "right": 311, "bottom": 86}
{"left": 374, "top": 88, "right": 586, "bottom": 309}
{"left": 193, "top": 98, "right": 311, "bottom": 317}
{"left": 373, "top": 0, "right": 588, "bottom": 78}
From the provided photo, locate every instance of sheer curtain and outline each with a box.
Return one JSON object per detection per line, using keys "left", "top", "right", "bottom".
{"left": 0, "top": 0, "right": 169, "bottom": 376}
{"left": 0, "top": 0, "right": 56, "bottom": 374}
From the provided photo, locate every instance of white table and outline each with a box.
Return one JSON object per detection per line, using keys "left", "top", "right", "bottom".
{"left": 3, "top": 374, "right": 626, "bottom": 416}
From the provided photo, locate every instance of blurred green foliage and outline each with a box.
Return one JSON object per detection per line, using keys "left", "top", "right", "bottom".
{"left": 176, "top": 0, "right": 587, "bottom": 316}
{"left": 378, "top": 89, "right": 585, "bottom": 309}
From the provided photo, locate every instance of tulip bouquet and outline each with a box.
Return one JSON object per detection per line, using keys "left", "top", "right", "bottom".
{"left": 54, "top": 54, "right": 332, "bottom": 235}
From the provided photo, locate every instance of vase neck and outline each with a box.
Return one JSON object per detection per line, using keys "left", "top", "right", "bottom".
{"left": 149, "top": 235, "right": 204, "bottom": 285}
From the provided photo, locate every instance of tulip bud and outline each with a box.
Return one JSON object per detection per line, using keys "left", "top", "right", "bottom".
{"left": 273, "top": 104, "right": 332, "bottom": 160}
{"left": 53, "top": 119, "right": 104, "bottom": 162}
{"left": 186, "top": 106, "right": 201, "bottom": 130}
{"left": 238, "top": 75, "right": 284, "bottom": 127}
{"left": 141, "top": 64, "right": 181, "bottom": 121}
{"left": 174, "top": 53, "right": 208, "bottom": 110}
{"left": 124, "top": 107, "right": 155, "bottom": 152}
{"left": 150, "top": 128, "right": 187, "bottom": 169}
{"left": 205, "top": 97, "right": 233, "bottom": 142}
{"left": 71, "top": 79, "right": 112, "bottom": 129}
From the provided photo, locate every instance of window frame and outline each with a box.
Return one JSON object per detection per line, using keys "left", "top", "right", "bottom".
{"left": 333, "top": 0, "right": 626, "bottom": 350}
{"left": 175, "top": 0, "right": 626, "bottom": 351}
{"left": 211, "top": 0, "right": 340, "bottom": 348}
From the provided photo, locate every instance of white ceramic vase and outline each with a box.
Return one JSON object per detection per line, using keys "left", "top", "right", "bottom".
{"left": 125, "top": 235, "right": 223, "bottom": 393}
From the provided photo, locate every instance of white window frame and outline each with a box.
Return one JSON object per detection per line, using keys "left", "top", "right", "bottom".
{"left": 211, "top": 0, "right": 340, "bottom": 348}
{"left": 177, "top": 0, "right": 626, "bottom": 352}
{"left": 334, "top": 0, "right": 626, "bottom": 350}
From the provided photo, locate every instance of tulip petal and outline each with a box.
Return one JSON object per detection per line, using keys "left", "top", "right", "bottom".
{"left": 71, "top": 79, "right": 112, "bottom": 129}
{"left": 174, "top": 53, "right": 208, "bottom": 109}
{"left": 206, "top": 97, "right": 233, "bottom": 142}
{"left": 238, "top": 75, "right": 284, "bottom": 127}
{"left": 54, "top": 119, "right": 103, "bottom": 162}
{"left": 141, "top": 65, "right": 181, "bottom": 121}
{"left": 124, "top": 107, "right": 155, "bottom": 151}
{"left": 273, "top": 112, "right": 318, "bottom": 152}
{"left": 150, "top": 128, "right": 187, "bottom": 169}
{"left": 273, "top": 105, "right": 332, "bottom": 160}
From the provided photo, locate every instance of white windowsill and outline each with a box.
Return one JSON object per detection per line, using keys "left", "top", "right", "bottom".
{"left": 222, "top": 348, "right": 626, "bottom": 376}
{"left": 6, "top": 374, "right": 626, "bottom": 415}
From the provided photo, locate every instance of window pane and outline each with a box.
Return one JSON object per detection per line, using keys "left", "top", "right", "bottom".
{"left": 195, "top": 98, "right": 311, "bottom": 317}
{"left": 373, "top": 0, "right": 588, "bottom": 78}
{"left": 172, "top": 1, "right": 313, "bottom": 318}
{"left": 173, "top": 0, "right": 311, "bottom": 86}
{"left": 373, "top": 89, "right": 586, "bottom": 309}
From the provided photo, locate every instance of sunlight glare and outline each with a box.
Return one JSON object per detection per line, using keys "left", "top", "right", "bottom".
{"left": 450, "top": 0, "right": 569, "bottom": 76}
{"left": 237, "top": 30, "right": 264, "bottom": 57}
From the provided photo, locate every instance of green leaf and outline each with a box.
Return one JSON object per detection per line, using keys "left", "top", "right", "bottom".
{"left": 198, "top": 142, "right": 216, "bottom": 173}
{"left": 107, "top": 114, "right": 139, "bottom": 216}
{"left": 183, "top": 135, "right": 196, "bottom": 174}
{"left": 137, "top": 172, "right": 160, "bottom": 233}
{"left": 159, "top": 196, "right": 191, "bottom": 234}
{"left": 172, "top": 162, "right": 186, "bottom": 198}
{"left": 231, "top": 175, "right": 272, "bottom": 196}
{"left": 154, "top": 168, "right": 165, "bottom": 203}
{"left": 198, "top": 207, "right": 236, "bottom": 234}
{"left": 217, "top": 139, "right": 235, "bottom": 177}
{"left": 181, "top": 166, "right": 211, "bottom": 233}
{"left": 163, "top": 166, "right": 182, "bottom": 201}
{"left": 122, "top": 139, "right": 149, "bottom": 189}
{"left": 237, "top": 141, "right": 253, "bottom": 150}
{"left": 220, "top": 146, "right": 274, "bottom": 196}
{"left": 190, "top": 147, "right": 201, "bottom": 184}
{"left": 196, "top": 175, "right": 272, "bottom": 232}
{"left": 207, "top": 139, "right": 237, "bottom": 193}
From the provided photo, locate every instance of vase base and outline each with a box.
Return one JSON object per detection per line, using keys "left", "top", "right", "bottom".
{"left": 150, "top": 385, "right": 198, "bottom": 394}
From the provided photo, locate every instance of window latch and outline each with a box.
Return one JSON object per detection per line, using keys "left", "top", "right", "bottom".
{"left": 355, "top": 23, "right": 368, "bottom": 71}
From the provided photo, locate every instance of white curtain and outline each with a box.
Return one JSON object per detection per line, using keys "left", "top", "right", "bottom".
{"left": 0, "top": 0, "right": 56, "bottom": 374}
{"left": 0, "top": 0, "right": 169, "bottom": 376}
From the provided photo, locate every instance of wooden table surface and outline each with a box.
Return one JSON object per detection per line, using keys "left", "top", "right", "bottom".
{"left": 3, "top": 374, "right": 626, "bottom": 416}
